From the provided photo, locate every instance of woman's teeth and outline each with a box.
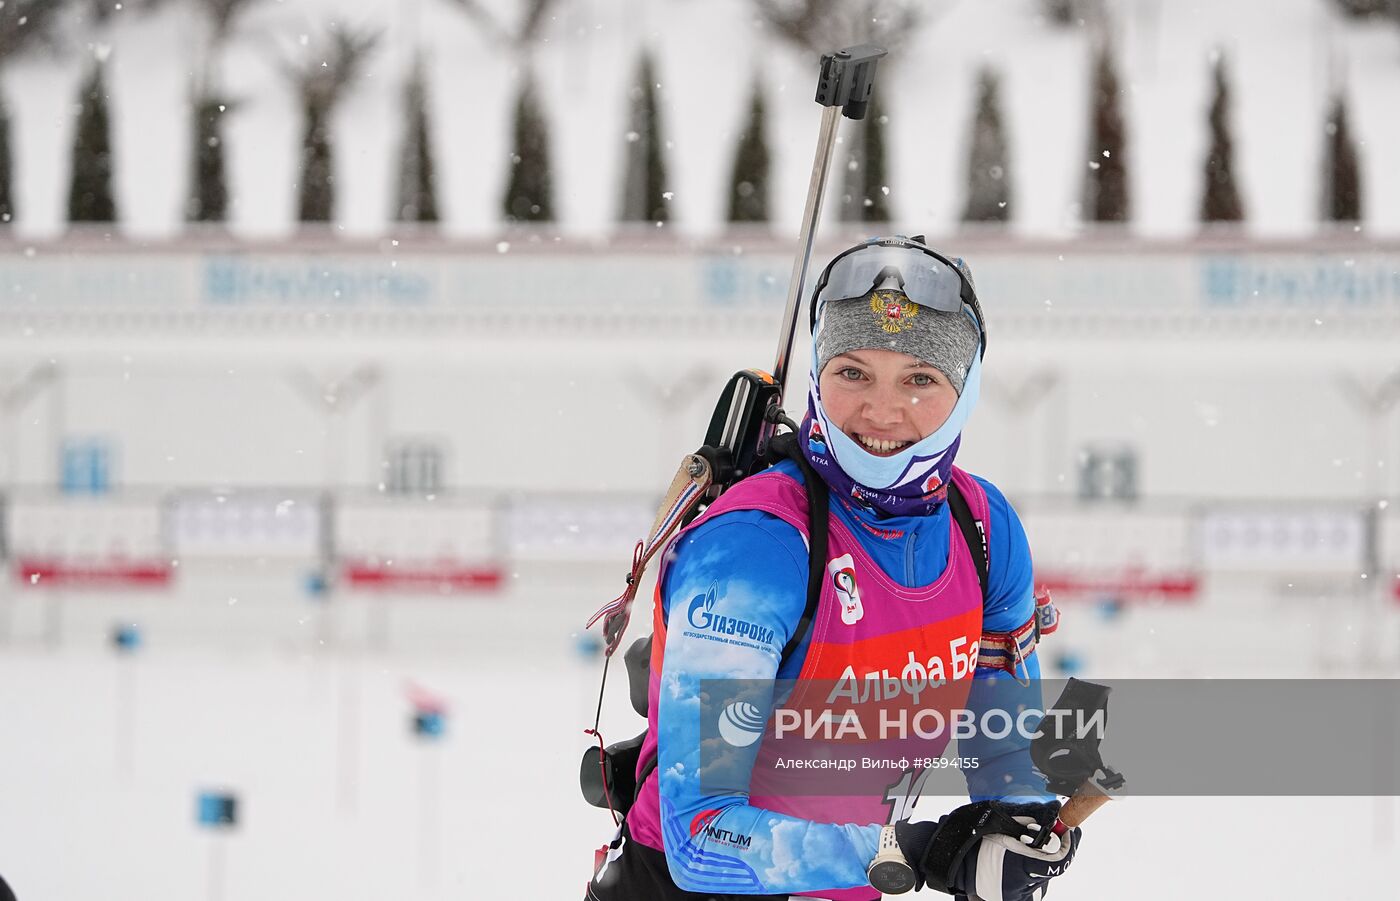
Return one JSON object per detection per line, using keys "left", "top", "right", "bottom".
{"left": 858, "top": 435, "right": 910, "bottom": 453}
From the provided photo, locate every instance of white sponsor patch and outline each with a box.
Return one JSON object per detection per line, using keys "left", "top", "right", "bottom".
{"left": 828, "top": 553, "right": 863, "bottom": 625}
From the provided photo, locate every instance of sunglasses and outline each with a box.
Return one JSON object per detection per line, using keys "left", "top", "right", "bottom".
{"left": 810, "top": 237, "right": 987, "bottom": 357}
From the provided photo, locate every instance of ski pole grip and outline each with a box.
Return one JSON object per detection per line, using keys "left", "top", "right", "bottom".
{"left": 815, "top": 44, "right": 888, "bottom": 119}
{"left": 1057, "top": 778, "right": 1113, "bottom": 829}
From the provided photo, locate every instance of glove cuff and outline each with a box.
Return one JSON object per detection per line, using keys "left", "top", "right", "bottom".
{"left": 917, "top": 803, "right": 990, "bottom": 894}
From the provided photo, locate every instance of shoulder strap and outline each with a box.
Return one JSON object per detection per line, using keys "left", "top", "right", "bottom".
{"left": 946, "top": 480, "right": 989, "bottom": 600}
{"left": 767, "top": 432, "right": 829, "bottom": 669}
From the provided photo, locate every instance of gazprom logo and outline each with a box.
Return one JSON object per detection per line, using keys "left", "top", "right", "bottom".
{"left": 687, "top": 585, "right": 718, "bottom": 630}
{"left": 686, "top": 585, "right": 776, "bottom": 647}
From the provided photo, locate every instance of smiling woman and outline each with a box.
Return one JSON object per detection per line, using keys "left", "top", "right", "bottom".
{"left": 586, "top": 237, "right": 1074, "bottom": 901}
{"left": 819, "top": 349, "right": 959, "bottom": 456}
{"left": 802, "top": 240, "right": 986, "bottom": 516}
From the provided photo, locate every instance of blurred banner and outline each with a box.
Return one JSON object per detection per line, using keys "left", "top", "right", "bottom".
{"left": 7, "top": 489, "right": 1400, "bottom": 602}
{"left": 0, "top": 243, "right": 1397, "bottom": 320}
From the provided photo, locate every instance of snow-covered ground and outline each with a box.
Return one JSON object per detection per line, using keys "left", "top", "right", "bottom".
{"left": 0, "top": 600, "right": 1396, "bottom": 901}
{"left": 2, "top": 0, "right": 1397, "bottom": 240}
{"left": 0, "top": 544, "right": 1397, "bottom": 900}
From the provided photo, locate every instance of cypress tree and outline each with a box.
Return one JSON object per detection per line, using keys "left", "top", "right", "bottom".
{"left": 1320, "top": 92, "right": 1362, "bottom": 224}
{"left": 1082, "top": 42, "right": 1129, "bottom": 223}
{"left": 0, "top": 92, "right": 11, "bottom": 225}
{"left": 68, "top": 57, "right": 117, "bottom": 223}
{"left": 1199, "top": 53, "right": 1244, "bottom": 223}
{"left": 397, "top": 57, "right": 439, "bottom": 224}
{"left": 725, "top": 80, "right": 769, "bottom": 224}
{"left": 1042, "top": 0, "right": 1076, "bottom": 24}
{"left": 1331, "top": 0, "right": 1389, "bottom": 17}
{"left": 187, "top": 96, "right": 231, "bottom": 222}
{"left": 962, "top": 66, "right": 1011, "bottom": 224}
{"left": 502, "top": 70, "right": 553, "bottom": 223}
{"left": 297, "top": 97, "right": 333, "bottom": 222}
{"left": 0, "top": 0, "right": 69, "bottom": 57}
{"left": 840, "top": 91, "right": 890, "bottom": 222}
{"left": 619, "top": 51, "right": 669, "bottom": 224}
{"left": 186, "top": 0, "right": 265, "bottom": 224}
{"left": 1040, "top": 0, "right": 1106, "bottom": 27}
{"left": 292, "top": 27, "right": 380, "bottom": 226}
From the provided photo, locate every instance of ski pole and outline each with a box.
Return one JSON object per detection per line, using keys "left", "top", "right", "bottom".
{"left": 869, "top": 680, "right": 1125, "bottom": 894}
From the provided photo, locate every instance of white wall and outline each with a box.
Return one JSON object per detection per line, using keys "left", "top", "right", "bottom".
{"left": 2, "top": 239, "right": 1397, "bottom": 503}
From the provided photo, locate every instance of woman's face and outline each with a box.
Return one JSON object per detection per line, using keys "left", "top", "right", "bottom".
{"left": 818, "top": 348, "right": 959, "bottom": 457}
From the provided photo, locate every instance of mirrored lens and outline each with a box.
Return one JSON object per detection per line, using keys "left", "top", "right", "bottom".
{"left": 818, "top": 245, "right": 964, "bottom": 312}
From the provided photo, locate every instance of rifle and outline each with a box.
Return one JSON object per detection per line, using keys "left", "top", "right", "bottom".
{"left": 580, "top": 45, "right": 887, "bottom": 821}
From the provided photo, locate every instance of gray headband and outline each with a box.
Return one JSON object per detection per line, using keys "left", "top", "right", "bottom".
{"left": 815, "top": 288, "right": 981, "bottom": 394}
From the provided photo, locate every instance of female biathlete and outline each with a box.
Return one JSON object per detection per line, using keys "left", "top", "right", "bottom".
{"left": 588, "top": 236, "right": 1082, "bottom": 901}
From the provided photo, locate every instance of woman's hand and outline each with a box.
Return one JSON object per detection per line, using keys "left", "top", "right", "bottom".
{"left": 881, "top": 800, "right": 1078, "bottom": 897}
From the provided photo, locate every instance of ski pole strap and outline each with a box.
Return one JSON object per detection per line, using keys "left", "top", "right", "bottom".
{"left": 1031, "top": 678, "right": 1122, "bottom": 797}
{"left": 586, "top": 453, "right": 714, "bottom": 656}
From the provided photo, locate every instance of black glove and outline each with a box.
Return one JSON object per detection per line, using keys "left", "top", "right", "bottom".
{"left": 950, "top": 820, "right": 1078, "bottom": 901}
{"left": 893, "top": 800, "right": 1076, "bottom": 898}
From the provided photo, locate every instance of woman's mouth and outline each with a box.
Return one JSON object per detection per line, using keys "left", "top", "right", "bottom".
{"left": 855, "top": 433, "right": 911, "bottom": 456}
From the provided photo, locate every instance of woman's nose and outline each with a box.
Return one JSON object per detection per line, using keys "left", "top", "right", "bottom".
{"left": 862, "top": 384, "right": 907, "bottom": 426}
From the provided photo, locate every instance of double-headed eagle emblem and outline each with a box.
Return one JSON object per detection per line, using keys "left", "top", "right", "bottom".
{"left": 870, "top": 289, "right": 918, "bottom": 334}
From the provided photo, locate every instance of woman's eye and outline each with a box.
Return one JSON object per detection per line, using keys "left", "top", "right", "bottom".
{"left": 909, "top": 373, "right": 937, "bottom": 387}
{"left": 840, "top": 368, "right": 864, "bottom": 381}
